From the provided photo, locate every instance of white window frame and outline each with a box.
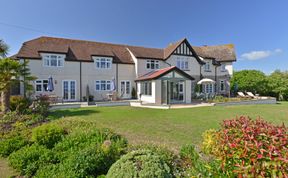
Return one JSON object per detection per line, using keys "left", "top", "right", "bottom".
{"left": 204, "top": 61, "right": 211, "bottom": 72}
{"left": 42, "top": 54, "right": 65, "bottom": 67}
{"left": 176, "top": 57, "right": 189, "bottom": 70}
{"left": 204, "top": 83, "right": 213, "bottom": 93}
{"left": 220, "top": 80, "right": 225, "bottom": 92}
{"left": 95, "top": 80, "right": 112, "bottom": 91}
{"left": 35, "top": 79, "right": 49, "bottom": 92}
{"left": 94, "top": 57, "right": 112, "bottom": 69}
{"left": 146, "top": 60, "right": 159, "bottom": 70}
{"left": 141, "top": 81, "right": 152, "bottom": 96}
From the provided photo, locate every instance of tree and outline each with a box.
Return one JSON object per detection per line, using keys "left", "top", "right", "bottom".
{"left": 268, "top": 70, "right": 288, "bottom": 100}
{"left": 0, "top": 39, "right": 35, "bottom": 113}
{"left": 230, "top": 70, "right": 268, "bottom": 95}
{"left": 0, "top": 39, "right": 9, "bottom": 58}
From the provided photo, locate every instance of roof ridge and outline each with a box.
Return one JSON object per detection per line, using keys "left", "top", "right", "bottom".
{"left": 38, "top": 36, "right": 164, "bottom": 51}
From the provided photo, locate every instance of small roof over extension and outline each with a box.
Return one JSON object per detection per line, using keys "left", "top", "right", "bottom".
{"left": 135, "top": 66, "right": 195, "bottom": 82}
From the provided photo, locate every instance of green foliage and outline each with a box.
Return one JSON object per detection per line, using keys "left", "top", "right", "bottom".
{"left": 8, "top": 144, "right": 55, "bottom": 176}
{"left": 32, "top": 95, "right": 51, "bottom": 116}
{"left": 31, "top": 124, "right": 65, "bottom": 148}
{"left": 83, "top": 95, "right": 94, "bottom": 102}
{"left": 106, "top": 149, "right": 173, "bottom": 178}
{"left": 9, "top": 96, "right": 31, "bottom": 113}
{"left": 230, "top": 70, "right": 268, "bottom": 95}
{"left": 267, "top": 70, "right": 288, "bottom": 100}
{"left": 0, "top": 58, "right": 36, "bottom": 112}
{"left": 0, "top": 39, "right": 9, "bottom": 58}
{"left": 0, "top": 136, "right": 29, "bottom": 157}
{"left": 201, "top": 129, "right": 219, "bottom": 154}
{"left": 178, "top": 144, "right": 222, "bottom": 177}
{"left": 35, "top": 129, "right": 127, "bottom": 177}
{"left": 208, "top": 116, "right": 288, "bottom": 177}
{"left": 131, "top": 87, "right": 137, "bottom": 99}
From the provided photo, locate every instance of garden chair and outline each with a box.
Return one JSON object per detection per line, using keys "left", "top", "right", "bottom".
{"left": 237, "top": 92, "right": 250, "bottom": 98}
{"left": 246, "top": 92, "right": 257, "bottom": 99}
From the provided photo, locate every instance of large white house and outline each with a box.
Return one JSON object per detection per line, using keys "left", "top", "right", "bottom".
{"left": 14, "top": 36, "right": 236, "bottom": 104}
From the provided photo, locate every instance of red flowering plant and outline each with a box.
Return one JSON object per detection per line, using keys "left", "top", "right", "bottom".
{"left": 208, "top": 116, "right": 287, "bottom": 177}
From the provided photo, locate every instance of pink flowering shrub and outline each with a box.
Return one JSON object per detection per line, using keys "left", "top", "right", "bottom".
{"left": 206, "top": 116, "right": 287, "bottom": 177}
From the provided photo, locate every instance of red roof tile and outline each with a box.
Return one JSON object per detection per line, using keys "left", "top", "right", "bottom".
{"left": 136, "top": 66, "right": 194, "bottom": 81}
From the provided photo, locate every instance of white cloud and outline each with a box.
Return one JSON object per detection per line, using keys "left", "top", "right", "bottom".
{"left": 241, "top": 49, "right": 282, "bottom": 60}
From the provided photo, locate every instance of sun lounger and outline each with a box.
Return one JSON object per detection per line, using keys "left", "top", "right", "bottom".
{"left": 246, "top": 92, "right": 257, "bottom": 99}
{"left": 237, "top": 92, "right": 249, "bottom": 98}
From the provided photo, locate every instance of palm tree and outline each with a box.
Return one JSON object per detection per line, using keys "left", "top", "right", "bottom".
{"left": 0, "top": 40, "right": 35, "bottom": 113}
{"left": 0, "top": 39, "right": 9, "bottom": 58}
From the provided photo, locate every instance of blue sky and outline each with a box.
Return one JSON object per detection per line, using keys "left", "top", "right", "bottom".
{"left": 1, "top": 0, "right": 288, "bottom": 73}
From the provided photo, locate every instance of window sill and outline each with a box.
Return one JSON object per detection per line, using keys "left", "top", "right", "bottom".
{"left": 204, "top": 70, "right": 212, "bottom": 72}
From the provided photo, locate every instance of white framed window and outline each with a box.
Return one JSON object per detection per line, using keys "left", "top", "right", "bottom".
{"left": 220, "top": 80, "right": 225, "bottom": 91}
{"left": 94, "top": 57, "right": 112, "bottom": 69}
{"left": 141, "top": 81, "right": 152, "bottom": 95}
{"left": 43, "top": 54, "right": 64, "bottom": 67}
{"left": 204, "top": 62, "right": 210, "bottom": 72}
{"left": 146, "top": 60, "right": 159, "bottom": 70}
{"left": 35, "top": 79, "right": 49, "bottom": 92}
{"left": 204, "top": 83, "right": 213, "bottom": 93}
{"left": 95, "top": 80, "right": 111, "bottom": 91}
{"left": 176, "top": 58, "right": 189, "bottom": 70}
{"left": 221, "top": 64, "right": 226, "bottom": 72}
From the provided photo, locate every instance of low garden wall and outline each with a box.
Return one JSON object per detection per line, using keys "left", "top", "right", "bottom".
{"left": 215, "top": 97, "right": 277, "bottom": 106}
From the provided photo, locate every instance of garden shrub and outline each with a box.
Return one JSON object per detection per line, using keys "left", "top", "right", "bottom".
{"left": 31, "top": 124, "right": 65, "bottom": 148}
{"left": 8, "top": 144, "right": 55, "bottom": 176}
{"left": 178, "top": 144, "right": 222, "bottom": 177}
{"left": 201, "top": 129, "right": 219, "bottom": 155}
{"left": 10, "top": 96, "right": 31, "bottom": 114}
{"left": 32, "top": 94, "right": 50, "bottom": 116}
{"left": 0, "top": 136, "right": 29, "bottom": 157}
{"left": 34, "top": 128, "right": 127, "bottom": 177}
{"left": 106, "top": 149, "right": 173, "bottom": 178}
{"left": 207, "top": 116, "right": 288, "bottom": 177}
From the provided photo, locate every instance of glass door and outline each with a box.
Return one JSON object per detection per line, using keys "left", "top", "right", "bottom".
{"left": 170, "top": 81, "right": 185, "bottom": 103}
{"left": 63, "top": 80, "right": 76, "bottom": 101}
{"left": 120, "top": 81, "right": 131, "bottom": 99}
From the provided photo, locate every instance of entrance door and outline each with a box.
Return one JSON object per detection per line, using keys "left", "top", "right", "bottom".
{"left": 63, "top": 80, "right": 76, "bottom": 101}
{"left": 170, "top": 81, "right": 184, "bottom": 103}
{"left": 120, "top": 80, "right": 131, "bottom": 99}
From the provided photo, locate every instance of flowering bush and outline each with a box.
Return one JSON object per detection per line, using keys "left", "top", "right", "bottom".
{"left": 206, "top": 116, "right": 288, "bottom": 177}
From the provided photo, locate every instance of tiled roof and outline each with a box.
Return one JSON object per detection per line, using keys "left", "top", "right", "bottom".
{"left": 135, "top": 66, "right": 194, "bottom": 81}
{"left": 15, "top": 36, "right": 236, "bottom": 64}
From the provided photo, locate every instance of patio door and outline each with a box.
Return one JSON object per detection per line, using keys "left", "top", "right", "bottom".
{"left": 120, "top": 80, "right": 131, "bottom": 99}
{"left": 62, "top": 80, "right": 76, "bottom": 101}
{"left": 170, "top": 81, "right": 185, "bottom": 103}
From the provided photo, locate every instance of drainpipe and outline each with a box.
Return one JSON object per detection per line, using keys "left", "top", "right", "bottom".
{"left": 80, "top": 61, "right": 82, "bottom": 101}
{"left": 215, "top": 65, "right": 217, "bottom": 94}
{"left": 116, "top": 63, "right": 119, "bottom": 94}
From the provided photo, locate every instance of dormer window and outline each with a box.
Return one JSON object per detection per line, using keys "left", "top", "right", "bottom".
{"left": 43, "top": 54, "right": 65, "bottom": 67}
{"left": 204, "top": 61, "right": 210, "bottom": 72}
{"left": 94, "top": 57, "right": 112, "bottom": 69}
{"left": 146, "top": 60, "right": 159, "bottom": 70}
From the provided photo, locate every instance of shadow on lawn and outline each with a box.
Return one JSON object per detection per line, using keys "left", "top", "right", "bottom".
{"left": 49, "top": 109, "right": 99, "bottom": 120}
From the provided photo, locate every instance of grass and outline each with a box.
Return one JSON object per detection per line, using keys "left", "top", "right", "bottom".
{"left": 50, "top": 102, "right": 288, "bottom": 151}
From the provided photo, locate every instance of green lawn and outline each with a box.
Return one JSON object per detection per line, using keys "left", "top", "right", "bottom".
{"left": 50, "top": 102, "right": 288, "bottom": 151}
